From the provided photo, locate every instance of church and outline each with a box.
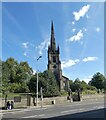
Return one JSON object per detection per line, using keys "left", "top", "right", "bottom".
{"left": 47, "top": 22, "right": 69, "bottom": 91}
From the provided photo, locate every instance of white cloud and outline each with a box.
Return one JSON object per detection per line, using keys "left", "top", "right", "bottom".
{"left": 67, "top": 30, "right": 83, "bottom": 42}
{"left": 96, "top": 27, "right": 100, "bottom": 32}
{"left": 82, "top": 75, "right": 92, "bottom": 83}
{"left": 72, "top": 21, "right": 75, "bottom": 25}
{"left": 22, "top": 42, "right": 29, "bottom": 48}
{"left": 86, "top": 14, "right": 89, "bottom": 19}
{"left": 75, "top": 59, "right": 80, "bottom": 62}
{"left": 46, "top": 41, "right": 50, "bottom": 50}
{"left": 61, "top": 59, "right": 80, "bottom": 69}
{"left": 36, "top": 38, "right": 50, "bottom": 55}
{"left": 72, "top": 28, "right": 76, "bottom": 32}
{"left": 23, "top": 52, "right": 27, "bottom": 57}
{"left": 33, "top": 69, "right": 36, "bottom": 75}
{"left": 73, "top": 4, "right": 90, "bottom": 21}
{"left": 83, "top": 28, "right": 87, "bottom": 32}
{"left": 83, "top": 57, "right": 98, "bottom": 62}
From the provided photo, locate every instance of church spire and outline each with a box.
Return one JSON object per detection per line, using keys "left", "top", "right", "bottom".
{"left": 51, "top": 21, "right": 54, "bottom": 35}
{"left": 50, "top": 21, "right": 56, "bottom": 51}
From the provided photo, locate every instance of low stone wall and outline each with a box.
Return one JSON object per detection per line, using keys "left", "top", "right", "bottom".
{"left": 82, "top": 94, "right": 104, "bottom": 101}
{"left": 0, "top": 94, "right": 104, "bottom": 108}
{"left": 0, "top": 95, "right": 28, "bottom": 109}
{"left": 30, "top": 96, "right": 69, "bottom": 106}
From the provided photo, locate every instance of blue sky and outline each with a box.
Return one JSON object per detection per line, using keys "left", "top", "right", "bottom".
{"left": 2, "top": 2, "right": 104, "bottom": 83}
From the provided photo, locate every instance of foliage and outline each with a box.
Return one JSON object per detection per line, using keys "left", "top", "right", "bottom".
{"left": 86, "top": 85, "right": 97, "bottom": 91}
{"left": 70, "top": 78, "right": 97, "bottom": 93}
{"left": 88, "top": 72, "right": 105, "bottom": 90}
{"left": 60, "top": 91, "right": 68, "bottom": 96}
{"left": 82, "top": 90, "right": 97, "bottom": 94}
{"left": 1, "top": 57, "right": 105, "bottom": 98}
{"left": 2, "top": 57, "right": 33, "bottom": 94}
{"left": 10, "top": 82, "right": 29, "bottom": 93}
{"left": 70, "top": 78, "right": 88, "bottom": 92}
{"left": 28, "top": 70, "right": 60, "bottom": 97}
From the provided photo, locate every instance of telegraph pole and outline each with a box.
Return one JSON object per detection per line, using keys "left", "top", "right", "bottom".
{"left": 40, "top": 87, "right": 43, "bottom": 108}
{"left": 36, "top": 56, "right": 42, "bottom": 106}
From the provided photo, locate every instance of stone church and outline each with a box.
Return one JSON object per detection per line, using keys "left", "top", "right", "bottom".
{"left": 47, "top": 22, "right": 69, "bottom": 91}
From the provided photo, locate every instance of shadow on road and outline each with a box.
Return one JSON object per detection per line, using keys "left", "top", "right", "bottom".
{"left": 42, "top": 108, "right": 105, "bottom": 120}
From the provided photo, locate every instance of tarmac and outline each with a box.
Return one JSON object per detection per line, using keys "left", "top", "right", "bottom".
{"left": 0, "top": 94, "right": 104, "bottom": 115}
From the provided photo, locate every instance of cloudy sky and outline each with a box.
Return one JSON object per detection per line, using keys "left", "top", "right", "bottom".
{"left": 2, "top": 2, "right": 104, "bottom": 83}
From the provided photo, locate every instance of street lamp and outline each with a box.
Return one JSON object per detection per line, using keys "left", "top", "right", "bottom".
{"left": 36, "top": 56, "right": 42, "bottom": 106}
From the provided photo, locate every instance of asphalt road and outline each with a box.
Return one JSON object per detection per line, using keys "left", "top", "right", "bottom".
{"left": 1, "top": 98, "right": 105, "bottom": 120}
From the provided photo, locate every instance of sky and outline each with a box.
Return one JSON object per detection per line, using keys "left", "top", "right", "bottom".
{"left": 2, "top": 2, "right": 104, "bottom": 83}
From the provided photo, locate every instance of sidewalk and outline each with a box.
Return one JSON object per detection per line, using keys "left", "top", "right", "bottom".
{"left": 0, "top": 94, "right": 104, "bottom": 114}
{"left": 0, "top": 104, "right": 53, "bottom": 114}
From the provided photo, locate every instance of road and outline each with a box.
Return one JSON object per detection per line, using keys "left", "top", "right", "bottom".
{"left": 1, "top": 98, "right": 105, "bottom": 119}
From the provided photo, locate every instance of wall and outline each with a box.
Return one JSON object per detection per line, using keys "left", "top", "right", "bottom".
{"left": 0, "top": 94, "right": 104, "bottom": 108}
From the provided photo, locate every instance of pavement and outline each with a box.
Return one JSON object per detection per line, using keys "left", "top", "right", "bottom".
{"left": 1, "top": 97, "right": 105, "bottom": 119}
{"left": 0, "top": 104, "right": 53, "bottom": 114}
{"left": 0, "top": 95, "right": 104, "bottom": 114}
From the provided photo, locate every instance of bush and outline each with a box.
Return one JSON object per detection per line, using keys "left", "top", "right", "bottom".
{"left": 82, "top": 90, "right": 97, "bottom": 95}
{"left": 60, "top": 91, "right": 68, "bottom": 96}
{"left": 87, "top": 85, "right": 97, "bottom": 91}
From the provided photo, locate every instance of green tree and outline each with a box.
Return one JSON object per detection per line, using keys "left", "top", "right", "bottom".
{"left": 70, "top": 78, "right": 82, "bottom": 92}
{"left": 42, "top": 70, "right": 60, "bottom": 97}
{"left": 28, "top": 74, "right": 37, "bottom": 94}
{"left": 14, "top": 62, "right": 33, "bottom": 83}
{"left": 89, "top": 72, "right": 105, "bottom": 90}
{"left": 2, "top": 58, "right": 33, "bottom": 94}
{"left": 5, "top": 57, "right": 18, "bottom": 83}
{"left": 28, "top": 70, "right": 60, "bottom": 97}
{"left": 81, "top": 81, "right": 88, "bottom": 91}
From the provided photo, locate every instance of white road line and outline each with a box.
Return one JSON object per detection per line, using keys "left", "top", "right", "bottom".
{"left": 91, "top": 105, "right": 104, "bottom": 109}
{"left": 22, "top": 114, "right": 45, "bottom": 118}
{"left": 65, "top": 101, "right": 104, "bottom": 107}
{"left": 1, "top": 107, "right": 47, "bottom": 115}
{"left": 61, "top": 108, "right": 84, "bottom": 114}
{"left": 97, "top": 106, "right": 104, "bottom": 109}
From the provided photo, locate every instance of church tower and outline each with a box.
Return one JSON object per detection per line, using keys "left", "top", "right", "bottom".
{"left": 47, "top": 21, "right": 64, "bottom": 91}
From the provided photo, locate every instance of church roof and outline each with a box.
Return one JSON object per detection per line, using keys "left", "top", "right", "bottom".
{"left": 62, "top": 75, "right": 69, "bottom": 80}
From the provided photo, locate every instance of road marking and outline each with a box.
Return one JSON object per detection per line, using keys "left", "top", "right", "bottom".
{"left": 1, "top": 107, "right": 47, "bottom": 115}
{"left": 65, "top": 101, "right": 104, "bottom": 108}
{"left": 61, "top": 108, "right": 84, "bottom": 114}
{"left": 97, "top": 106, "right": 104, "bottom": 109}
{"left": 92, "top": 106, "right": 104, "bottom": 109}
{"left": 22, "top": 114, "right": 45, "bottom": 118}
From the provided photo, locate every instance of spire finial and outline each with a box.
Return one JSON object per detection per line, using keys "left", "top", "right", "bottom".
{"left": 51, "top": 21, "right": 54, "bottom": 34}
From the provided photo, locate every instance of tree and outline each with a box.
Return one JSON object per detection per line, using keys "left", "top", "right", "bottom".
{"left": 14, "top": 62, "right": 33, "bottom": 83}
{"left": 28, "top": 74, "right": 37, "bottom": 94}
{"left": 81, "top": 81, "right": 88, "bottom": 91}
{"left": 70, "top": 78, "right": 82, "bottom": 92}
{"left": 2, "top": 58, "right": 33, "bottom": 94}
{"left": 42, "top": 70, "right": 60, "bottom": 97}
{"left": 28, "top": 70, "right": 60, "bottom": 97}
{"left": 5, "top": 57, "right": 18, "bottom": 83}
{"left": 89, "top": 72, "right": 105, "bottom": 90}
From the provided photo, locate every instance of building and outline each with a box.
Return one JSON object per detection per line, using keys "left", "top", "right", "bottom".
{"left": 47, "top": 21, "right": 69, "bottom": 91}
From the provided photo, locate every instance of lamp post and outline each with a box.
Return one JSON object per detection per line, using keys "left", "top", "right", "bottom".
{"left": 36, "top": 56, "right": 42, "bottom": 106}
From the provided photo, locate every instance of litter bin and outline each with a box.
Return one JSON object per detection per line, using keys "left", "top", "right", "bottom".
{"left": 52, "top": 100, "right": 55, "bottom": 104}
